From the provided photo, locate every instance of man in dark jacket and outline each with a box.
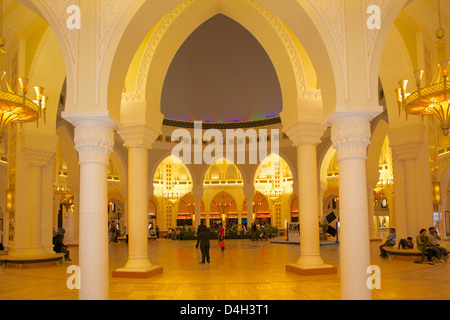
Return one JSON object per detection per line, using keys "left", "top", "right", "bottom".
{"left": 198, "top": 228, "right": 212, "bottom": 263}
{"left": 53, "top": 228, "right": 72, "bottom": 261}
{"left": 195, "top": 222, "right": 207, "bottom": 248}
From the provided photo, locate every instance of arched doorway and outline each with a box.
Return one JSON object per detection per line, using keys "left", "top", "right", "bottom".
{"left": 254, "top": 153, "right": 294, "bottom": 229}
{"left": 152, "top": 155, "right": 193, "bottom": 230}
{"left": 210, "top": 191, "right": 236, "bottom": 227}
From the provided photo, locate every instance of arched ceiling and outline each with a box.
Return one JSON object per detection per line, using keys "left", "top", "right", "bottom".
{"left": 160, "top": 13, "right": 282, "bottom": 123}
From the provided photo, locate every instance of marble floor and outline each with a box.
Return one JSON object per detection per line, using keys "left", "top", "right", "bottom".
{"left": 0, "top": 237, "right": 449, "bottom": 300}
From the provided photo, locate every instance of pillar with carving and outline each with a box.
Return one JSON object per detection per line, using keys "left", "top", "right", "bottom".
{"left": 113, "top": 124, "right": 163, "bottom": 279}
{"left": 284, "top": 121, "right": 336, "bottom": 275}
{"left": 328, "top": 109, "right": 381, "bottom": 300}
{"left": 63, "top": 114, "right": 116, "bottom": 300}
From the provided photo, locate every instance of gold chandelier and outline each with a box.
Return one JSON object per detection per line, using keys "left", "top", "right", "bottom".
{"left": 0, "top": 0, "right": 47, "bottom": 143}
{"left": 396, "top": 0, "right": 450, "bottom": 136}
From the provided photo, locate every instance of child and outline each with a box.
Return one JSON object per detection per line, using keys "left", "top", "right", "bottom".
{"left": 398, "top": 237, "right": 414, "bottom": 249}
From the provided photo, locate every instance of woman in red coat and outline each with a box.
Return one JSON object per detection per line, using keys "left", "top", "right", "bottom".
{"left": 219, "top": 223, "right": 225, "bottom": 252}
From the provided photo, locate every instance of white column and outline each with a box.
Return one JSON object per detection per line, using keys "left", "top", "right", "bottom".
{"left": 205, "top": 211, "right": 210, "bottom": 227}
{"left": 328, "top": 108, "right": 381, "bottom": 300}
{"left": 192, "top": 187, "right": 203, "bottom": 231}
{"left": 284, "top": 121, "right": 336, "bottom": 275}
{"left": 113, "top": 124, "right": 163, "bottom": 278}
{"left": 244, "top": 186, "right": 254, "bottom": 226}
{"left": 63, "top": 114, "right": 116, "bottom": 300}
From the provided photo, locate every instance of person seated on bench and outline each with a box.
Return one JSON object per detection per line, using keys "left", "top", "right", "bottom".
{"left": 0, "top": 242, "right": 6, "bottom": 255}
{"left": 416, "top": 229, "right": 440, "bottom": 264}
{"left": 53, "top": 228, "right": 72, "bottom": 261}
{"left": 380, "top": 228, "right": 396, "bottom": 257}
{"left": 428, "top": 227, "right": 447, "bottom": 263}
{"left": 398, "top": 237, "right": 414, "bottom": 249}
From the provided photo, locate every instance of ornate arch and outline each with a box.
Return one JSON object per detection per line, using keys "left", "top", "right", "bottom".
{"left": 121, "top": 0, "right": 321, "bottom": 113}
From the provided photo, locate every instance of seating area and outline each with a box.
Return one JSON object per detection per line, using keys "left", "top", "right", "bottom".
{"left": 383, "top": 244, "right": 449, "bottom": 262}
{"left": 0, "top": 253, "right": 66, "bottom": 270}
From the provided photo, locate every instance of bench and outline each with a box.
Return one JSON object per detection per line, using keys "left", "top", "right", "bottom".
{"left": 0, "top": 253, "right": 66, "bottom": 270}
{"left": 384, "top": 246, "right": 449, "bottom": 262}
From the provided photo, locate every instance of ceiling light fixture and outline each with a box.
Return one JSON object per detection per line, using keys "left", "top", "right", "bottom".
{"left": 0, "top": 0, "right": 47, "bottom": 143}
{"left": 396, "top": 0, "right": 450, "bottom": 135}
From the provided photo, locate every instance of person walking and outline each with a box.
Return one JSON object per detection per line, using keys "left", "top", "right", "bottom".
{"left": 196, "top": 221, "right": 207, "bottom": 248}
{"left": 219, "top": 223, "right": 225, "bottom": 252}
{"left": 198, "top": 227, "right": 212, "bottom": 263}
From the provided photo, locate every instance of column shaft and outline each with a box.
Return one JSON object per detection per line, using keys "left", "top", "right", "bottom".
{"left": 124, "top": 147, "right": 152, "bottom": 270}
{"left": 329, "top": 108, "right": 381, "bottom": 300}
{"left": 78, "top": 161, "right": 109, "bottom": 300}
{"left": 296, "top": 143, "right": 325, "bottom": 267}
{"left": 113, "top": 124, "right": 163, "bottom": 279}
{"left": 28, "top": 166, "right": 43, "bottom": 254}
{"left": 284, "top": 121, "right": 335, "bottom": 275}
{"left": 63, "top": 115, "right": 117, "bottom": 300}
{"left": 338, "top": 156, "right": 371, "bottom": 300}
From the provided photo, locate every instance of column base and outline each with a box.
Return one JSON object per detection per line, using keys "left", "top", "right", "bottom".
{"left": 112, "top": 265, "right": 163, "bottom": 279}
{"left": 286, "top": 263, "right": 337, "bottom": 276}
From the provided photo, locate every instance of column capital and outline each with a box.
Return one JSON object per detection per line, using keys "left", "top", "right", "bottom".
{"left": 74, "top": 125, "right": 115, "bottom": 166}
{"left": 23, "top": 148, "right": 54, "bottom": 167}
{"left": 119, "top": 124, "right": 160, "bottom": 149}
{"left": 326, "top": 108, "right": 381, "bottom": 161}
{"left": 331, "top": 120, "right": 371, "bottom": 161}
{"left": 390, "top": 140, "right": 422, "bottom": 161}
{"left": 283, "top": 121, "right": 325, "bottom": 146}
{"left": 21, "top": 130, "right": 57, "bottom": 167}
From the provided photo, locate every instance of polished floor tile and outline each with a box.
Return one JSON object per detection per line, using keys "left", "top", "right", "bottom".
{"left": 0, "top": 237, "right": 449, "bottom": 300}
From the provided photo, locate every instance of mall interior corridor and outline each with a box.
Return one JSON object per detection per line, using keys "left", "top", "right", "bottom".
{"left": 1, "top": 238, "right": 449, "bottom": 300}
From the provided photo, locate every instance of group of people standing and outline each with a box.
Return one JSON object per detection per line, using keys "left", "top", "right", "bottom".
{"left": 380, "top": 227, "right": 448, "bottom": 264}
{"left": 250, "top": 222, "right": 268, "bottom": 241}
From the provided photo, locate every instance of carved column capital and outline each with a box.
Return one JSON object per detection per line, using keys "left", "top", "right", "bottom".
{"left": 74, "top": 125, "right": 115, "bottom": 166}
{"left": 331, "top": 119, "right": 371, "bottom": 161}
{"left": 326, "top": 108, "right": 381, "bottom": 161}
{"left": 62, "top": 112, "right": 117, "bottom": 166}
{"left": 21, "top": 130, "right": 58, "bottom": 167}
{"left": 284, "top": 121, "right": 325, "bottom": 146}
{"left": 390, "top": 141, "right": 422, "bottom": 161}
{"left": 118, "top": 124, "right": 160, "bottom": 150}
{"left": 23, "top": 148, "right": 55, "bottom": 167}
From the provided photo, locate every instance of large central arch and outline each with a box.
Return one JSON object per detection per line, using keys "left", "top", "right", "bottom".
{"left": 110, "top": 0, "right": 336, "bottom": 130}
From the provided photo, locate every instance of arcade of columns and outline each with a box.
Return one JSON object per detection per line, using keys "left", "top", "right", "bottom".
{"left": 1, "top": 0, "right": 446, "bottom": 300}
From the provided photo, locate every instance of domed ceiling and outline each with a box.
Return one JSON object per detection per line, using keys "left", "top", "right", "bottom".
{"left": 161, "top": 14, "right": 282, "bottom": 123}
